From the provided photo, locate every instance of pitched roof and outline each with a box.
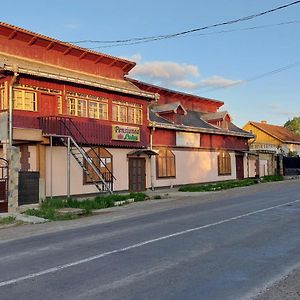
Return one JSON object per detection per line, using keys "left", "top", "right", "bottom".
{"left": 201, "top": 111, "right": 231, "bottom": 122}
{"left": 151, "top": 102, "right": 187, "bottom": 114}
{"left": 249, "top": 121, "right": 300, "bottom": 143}
{"left": 149, "top": 109, "right": 253, "bottom": 138}
{"left": 0, "top": 21, "right": 135, "bottom": 73}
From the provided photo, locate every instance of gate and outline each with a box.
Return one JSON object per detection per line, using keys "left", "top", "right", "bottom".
{"left": 18, "top": 171, "right": 40, "bottom": 206}
{"left": 0, "top": 158, "right": 8, "bottom": 213}
{"left": 282, "top": 156, "right": 300, "bottom": 176}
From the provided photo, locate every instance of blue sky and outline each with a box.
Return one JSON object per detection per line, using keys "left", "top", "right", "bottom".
{"left": 1, "top": 0, "right": 300, "bottom": 127}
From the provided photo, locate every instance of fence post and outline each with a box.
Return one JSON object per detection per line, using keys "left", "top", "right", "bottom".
{"left": 7, "top": 146, "right": 20, "bottom": 213}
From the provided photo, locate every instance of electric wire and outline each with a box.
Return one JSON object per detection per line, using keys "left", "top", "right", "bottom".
{"left": 69, "top": 1, "right": 300, "bottom": 47}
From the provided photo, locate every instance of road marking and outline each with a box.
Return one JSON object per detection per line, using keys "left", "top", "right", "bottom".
{"left": 1, "top": 198, "right": 300, "bottom": 288}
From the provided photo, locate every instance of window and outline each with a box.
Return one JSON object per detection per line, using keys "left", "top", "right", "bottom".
{"left": 57, "top": 96, "right": 62, "bottom": 114}
{"left": 67, "top": 97, "right": 87, "bottom": 117}
{"left": 218, "top": 151, "right": 231, "bottom": 175}
{"left": 0, "top": 87, "right": 6, "bottom": 110}
{"left": 84, "top": 147, "right": 113, "bottom": 184}
{"left": 156, "top": 148, "right": 176, "bottom": 178}
{"left": 12, "top": 89, "right": 37, "bottom": 111}
{"left": 112, "top": 101, "right": 143, "bottom": 124}
{"left": 67, "top": 96, "right": 108, "bottom": 119}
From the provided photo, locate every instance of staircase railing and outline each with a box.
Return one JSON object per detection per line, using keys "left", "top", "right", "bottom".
{"left": 38, "top": 116, "right": 115, "bottom": 193}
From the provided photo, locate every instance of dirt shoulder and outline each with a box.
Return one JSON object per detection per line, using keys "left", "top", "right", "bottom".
{"left": 254, "top": 268, "right": 300, "bottom": 300}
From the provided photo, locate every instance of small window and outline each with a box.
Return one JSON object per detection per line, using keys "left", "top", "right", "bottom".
{"left": 156, "top": 148, "right": 176, "bottom": 178}
{"left": 218, "top": 151, "right": 231, "bottom": 175}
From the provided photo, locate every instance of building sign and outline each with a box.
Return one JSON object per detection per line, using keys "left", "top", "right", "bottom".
{"left": 176, "top": 132, "right": 200, "bottom": 148}
{"left": 112, "top": 125, "right": 140, "bottom": 142}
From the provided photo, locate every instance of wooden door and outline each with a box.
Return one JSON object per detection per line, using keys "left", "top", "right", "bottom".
{"left": 40, "top": 94, "right": 57, "bottom": 116}
{"left": 129, "top": 158, "right": 146, "bottom": 192}
{"left": 235, "top": 155, "right": 244, "bottom": 180}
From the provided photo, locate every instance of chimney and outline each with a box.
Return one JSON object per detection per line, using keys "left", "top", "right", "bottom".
{"left": 261, "top": 120, "right": 267, "bottom": 124}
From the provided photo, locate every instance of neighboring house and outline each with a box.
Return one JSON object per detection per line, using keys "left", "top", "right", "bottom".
{"left": 243, "top": 121, "right": 300, "bottom": 176}
{"left": 130, "top": 79, "right": 254, "bottom": 188}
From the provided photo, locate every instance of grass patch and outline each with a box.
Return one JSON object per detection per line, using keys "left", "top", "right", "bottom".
{"left": 0, "top": 216, "right": 17, "bottom": 225}
{"left": 261, "top": 175, "right": 284, "bottom": 182}
{"left": 179, "top": 179, "right": 257, "bottom": 192}
{"left": 24, "top": 192, "right": 148, "bottom": 221}
{"left": 179, "top": 175, "right": 284, "bottom": 192}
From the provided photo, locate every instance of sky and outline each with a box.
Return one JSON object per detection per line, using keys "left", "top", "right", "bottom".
{"left": 1, "top": 0, "right": 299, "bottom": 127}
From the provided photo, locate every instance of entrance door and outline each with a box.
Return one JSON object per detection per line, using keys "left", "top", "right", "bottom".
{"left": 129, "top": 158, "right": 146, "bottom": 192}
{"left": 235, "top": 154, "right": 244, "bottom": 180}
{"left": 40, "top": 94, "right": 57, "bottom": 116}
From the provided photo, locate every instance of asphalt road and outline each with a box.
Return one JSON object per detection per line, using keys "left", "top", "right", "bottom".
{"left": 1, "top": 180, "right": 300, "bottom": 300}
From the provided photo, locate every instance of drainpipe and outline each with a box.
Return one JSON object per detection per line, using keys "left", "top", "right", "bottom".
{"left": 149, "top": 124, "right": 156, "bottom": 191}
{"left": 8, "top": 70, "right": 19, "bottom": 147}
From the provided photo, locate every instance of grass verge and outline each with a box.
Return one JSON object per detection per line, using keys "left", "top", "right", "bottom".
{"left": 179, "top": 175, "right": 283, "bottom": 192}
{"left": 0, "top": 216, "right": 24, "bottom": 226}
{"left": 24, "top": 192, "right": 148, "bottom": 221}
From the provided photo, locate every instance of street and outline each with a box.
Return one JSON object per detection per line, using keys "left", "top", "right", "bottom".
{"left": 1, "top": 180, "right": 300, "bottom": 299}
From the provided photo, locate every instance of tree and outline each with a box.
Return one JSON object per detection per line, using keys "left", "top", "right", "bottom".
{"left": 284, "top": 117, "right": 300, "bottom": 135}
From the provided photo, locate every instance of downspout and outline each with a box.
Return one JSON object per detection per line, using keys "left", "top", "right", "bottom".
{"left": 8, "top": 70, "right": 19, "bottom": 147}
{"left": 149, "top": 124, "right": 156, "bottom": 191}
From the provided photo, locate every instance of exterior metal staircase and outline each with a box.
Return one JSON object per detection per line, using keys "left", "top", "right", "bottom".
{"left": 39, "top": 116, "right": 114, "bottom": 194}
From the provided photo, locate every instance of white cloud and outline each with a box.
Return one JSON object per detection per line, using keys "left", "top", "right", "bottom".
{"left": 128, "top": 55, "right": 242, "bottom": 91}
{"left": 130, "top": 60, "right": 199, "bottom": 80}
{"left": 201, "top": 76, "right": 243, "bottom": 88}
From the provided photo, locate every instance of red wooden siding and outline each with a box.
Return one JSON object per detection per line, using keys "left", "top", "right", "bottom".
{"left": 152, "top": 129, "right": 176, "bottom": 146}
{"left": 201, "top": 134, "right": 248, "bottom": 151}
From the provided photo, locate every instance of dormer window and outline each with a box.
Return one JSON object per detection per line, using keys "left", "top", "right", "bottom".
{"left": 152, "top": 102, "right": 187, "bottom": 125}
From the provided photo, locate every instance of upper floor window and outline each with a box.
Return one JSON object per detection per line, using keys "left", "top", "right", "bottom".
{"left": 67, "top": 95, "right": 108, "bottom": 119}
{"left": 156, "top": 148, "right": 176, "bottom": 178}
{"left": 0, "top": 85, "right": 6, "bottom": 110}
{"left": 13, "top": 89, "right": 37, "bottom": 111}
{"left": 218, "top": 151, "right": 231, "bottom": 175}
{"left": 112, "top": 101, "right": 142, "bottom": 125}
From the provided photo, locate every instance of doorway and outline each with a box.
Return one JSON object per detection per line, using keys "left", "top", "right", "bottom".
{"left": 40, "top": 94, "right": 57, "bottom": 116}
{"left": 235, "top": 154, "right": 244, "bottom": 180}
{"left": 128, "top": 158, "right": 146, "bottom": 192}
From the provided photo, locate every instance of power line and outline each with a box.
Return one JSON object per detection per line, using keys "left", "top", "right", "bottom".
{"left": 88, "top": 20, "right": 300, "bottom": 49}
{"left": 197, "top": 61, "right": 300, "bottom": 94}
{"left": 70, "top": 1, "right": 300, "bottom": 46}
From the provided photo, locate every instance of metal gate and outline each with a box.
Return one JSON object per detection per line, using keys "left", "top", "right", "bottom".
{"left": 0, "top": 158, "right": 8, "bottom": 213}
{"left": 282, "top": 156, "right": 300, "bottom": 176}
{"left": 18, "top": 171, "right": 39, "bottom": 206}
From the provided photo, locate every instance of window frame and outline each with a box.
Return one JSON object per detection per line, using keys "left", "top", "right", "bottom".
{"left": 112, "top": 101, "right": 143, "bottom": 125}
{"left": 156, "top": 148, "right": 176, "bottom": 178}
{"left": 12, "top": 88, "right": 37, "bottom": 112}
{"left": 83, "top": 147, "right": 113, "bottom": 184}
{"left": 218, "top": 151, "right": 232, "bottom": 176}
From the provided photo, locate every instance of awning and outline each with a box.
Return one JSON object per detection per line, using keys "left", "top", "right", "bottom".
{"left": 127, "top": 149, "right": 159, "bottom": 157}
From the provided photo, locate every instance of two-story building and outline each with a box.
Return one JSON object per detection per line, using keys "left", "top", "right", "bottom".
{"left": 130, "top": 79, "right": 253, "bottom": 188}
{"left": 0, "top": 22, "right": 158, "bottom": 210}
{"left": 0, "top": 22, "right": 254, "bottom": 212}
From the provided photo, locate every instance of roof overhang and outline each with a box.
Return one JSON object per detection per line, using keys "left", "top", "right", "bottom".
{"left": 127, "top": 149, "right": 159, "bottom": 157}
{"left": 2, "top": 63, "right": 157, "bottom": 100}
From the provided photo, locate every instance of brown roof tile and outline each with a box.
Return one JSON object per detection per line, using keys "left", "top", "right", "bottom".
{"left": 250, "top": 121, "right": 300, "bottom": 143}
